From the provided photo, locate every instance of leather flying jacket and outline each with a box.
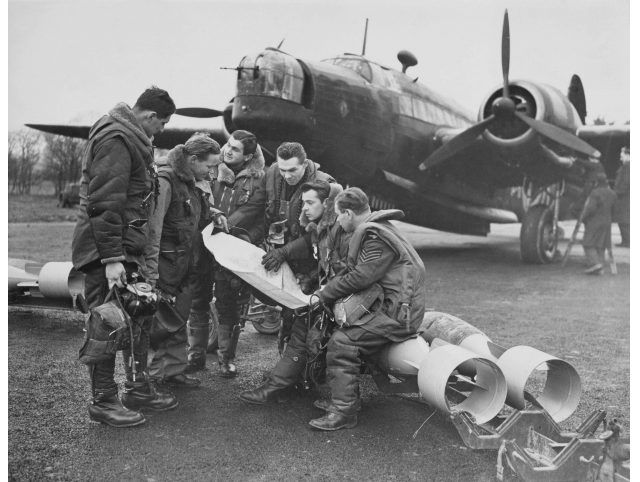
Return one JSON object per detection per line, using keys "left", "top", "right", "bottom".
{"left": 72, "top": 102, "right": 156, "bottom": 271}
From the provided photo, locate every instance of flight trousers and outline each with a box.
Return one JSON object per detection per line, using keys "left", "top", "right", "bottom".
{"left": 325, "top": 326, "right": 391, "bottom": 416}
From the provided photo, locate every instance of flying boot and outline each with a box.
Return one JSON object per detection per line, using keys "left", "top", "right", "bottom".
{"left": 217, "top": 323, "right": 241, "bottom": 378}
{"left": 238, "top": 348, "right": 306, "bottom": 404}
{"left": 309, "top": 365, "right": 360, "bottom": 431}
{"left": 308, "top": 411, "right": 358, "bottom": 431}
{"left": 87, "top": 360, "right": 146, "bottom": 428}
{"left": 185, "top": 311, "right": 209, "bottom": 373}
{"left": 120, "top": 351, "right": 178, "bottom": 412}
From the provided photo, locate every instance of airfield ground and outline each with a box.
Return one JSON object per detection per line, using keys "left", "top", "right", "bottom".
{"left": 7, "top": 198, "right": 630, "bottom": 481}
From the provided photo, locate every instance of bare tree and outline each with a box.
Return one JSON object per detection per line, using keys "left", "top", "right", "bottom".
{"left": 8, "top": 129, "right": 41, "bottom": 194}
{"left": 8, "top": 132, "right": 19, "bottom": 193}
{"left": 41, "top": 134, "right": 86, "bottom": 195}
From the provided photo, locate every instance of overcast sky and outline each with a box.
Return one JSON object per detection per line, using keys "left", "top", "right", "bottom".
{"left": 8, "top": 0, "right": 630, "bottom": 131}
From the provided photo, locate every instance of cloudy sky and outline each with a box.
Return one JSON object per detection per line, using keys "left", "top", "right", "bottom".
{"left": 8, "top": 0, "right": 630, "bottom": 131}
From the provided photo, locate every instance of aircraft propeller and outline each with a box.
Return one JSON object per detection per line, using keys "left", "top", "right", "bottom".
{"left": 419, "top": 10, "right": 600, "bottom": 172}
{"left": 175, "top": 107, "right": 224, "bottom": 118}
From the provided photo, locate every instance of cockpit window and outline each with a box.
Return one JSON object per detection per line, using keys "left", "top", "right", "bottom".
{"left": 237, "top": 50, "right": 304, "bottom": 103}
{"left": 327, "top": 57, "right": 373, "bottom": 83}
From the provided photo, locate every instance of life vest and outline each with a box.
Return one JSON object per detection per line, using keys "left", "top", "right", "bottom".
{"left": 347, "top": 210, "right": 426, "bottom": 327}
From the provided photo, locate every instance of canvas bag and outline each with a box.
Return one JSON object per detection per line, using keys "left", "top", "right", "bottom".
{"left": 333, "top": 283, "right": 384, "bottom": 328}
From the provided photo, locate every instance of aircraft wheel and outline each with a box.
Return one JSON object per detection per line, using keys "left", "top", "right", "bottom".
{"left": 520, "top": 205, "right": 558, "bottom": 264}
{"left": 251, "top": 314, "right": 281, "bottom": 335}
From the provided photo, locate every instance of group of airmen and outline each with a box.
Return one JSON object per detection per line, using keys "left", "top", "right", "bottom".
{"left": 73, "top": 86, "right": 426, "bottom": 431}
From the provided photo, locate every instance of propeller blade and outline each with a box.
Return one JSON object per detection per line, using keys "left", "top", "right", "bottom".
{"left": 419, "top": 116, "right": 495, "bottom": 171}
{"left": 501, "top": 10, "right": 510, "bottom": 99}
{"left": 175, "top": 107, "right": 224, "bottom": 118}
{"left": 25, "top": 124, "right": 90, "bottom": 139}
{"left": 514, "top": 112, "right": 601, "bottom": 158}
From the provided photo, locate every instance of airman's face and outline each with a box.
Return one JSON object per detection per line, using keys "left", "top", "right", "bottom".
{"left": 222, "top": 137, "right": 250, "bottom": 167}
{"left": 277, "top": 156, "right": 307, "bottom": 185}
{"left": 335, "top": 205, "right": 355, "bottom": 232}
{"left": 192, "top": 153, "right": 220, "bottom": 181}
{"left": 141, "top": 112, "right": 171, "bottom": 137}
{"left": 301, "top": 190, "right": 325, "bottom": 222}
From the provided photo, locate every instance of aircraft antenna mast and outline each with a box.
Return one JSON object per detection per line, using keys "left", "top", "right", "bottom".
{"left": 361, "top": 18, "right": 369, "bottom": 56}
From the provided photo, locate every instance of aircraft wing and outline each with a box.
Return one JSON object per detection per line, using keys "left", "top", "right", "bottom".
{"left": 426, "top": 127, "right": 525, "bottom": 189}
{"left": 26, "top": 124, "right": 229, "bottom": 150}
{"left": 576, "top": 124, "right": 630, "bottom": 162}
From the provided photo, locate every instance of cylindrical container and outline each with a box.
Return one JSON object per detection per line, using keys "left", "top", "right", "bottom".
{"left": 497, "top": 345, "right": 581, "bottom": 422}
{"left": 419, "top": 311, "right": 502, "bottom": 360}
{"left": 38, "top": 262, "right": 85, "bottom": 299}
{"left": 378, "top": 336, "right": 430, "bottom": 376}
{"left": 417, "top": 343, "right": 507, "bottom": 424}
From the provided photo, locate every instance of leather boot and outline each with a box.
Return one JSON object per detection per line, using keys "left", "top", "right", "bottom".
{"left": 186, "top": 313, "right": 209, "bottom": 373}
{"left": 313, "top": 398, "right": 361, "bottom": 412}
{"left": 313, "top": 398, "right": 331, "bottom": 411}
{"left": 238, "top": 383, "right": 283, "bottom": 405}
{"left": 162, "top": 374, "right": 201, "bottom": 388}
{"left": 217, "top": 324, "right": 240, "bottom": 378}
{"left": 89, "top": 393, "right": 146, "bottom": 427}
{"left": 238, "top": 348, "right": 306, "bottom": 404}
{"left": 88, "top": 362, "right": 145, "bottom": 427}
{"left": 121, "top": 379, "right": 179, "bottom": 412}
{"left": 309, "top": 412, "right": 358, "bottom": 431}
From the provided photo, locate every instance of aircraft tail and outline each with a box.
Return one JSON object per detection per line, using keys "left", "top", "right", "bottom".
{"left": 567, "top": 74, "right": 586, "bottom": 124}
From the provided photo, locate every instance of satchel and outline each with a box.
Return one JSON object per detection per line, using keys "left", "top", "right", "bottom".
{"left": 333, "top": 283, "right": 384, "bottom": 328}
{"left": 148, "top": 296, "right": 189, "bottom": 349}
{"left": 78, "top": 287, "right": 131, "bottom": 364}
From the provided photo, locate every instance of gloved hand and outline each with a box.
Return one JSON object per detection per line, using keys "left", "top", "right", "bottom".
{"left": 261, "top": 248, "right": 287, "bottom": 272}
{"left": 210, "top": 209, "right": 229, "bottom": 233}
{"left": 296, "top": 274, "right": 316, "bottom": 295}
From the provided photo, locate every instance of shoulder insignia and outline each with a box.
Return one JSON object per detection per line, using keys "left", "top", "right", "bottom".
{"left": 358, "top": 244, "right": 383, "bottom": 264}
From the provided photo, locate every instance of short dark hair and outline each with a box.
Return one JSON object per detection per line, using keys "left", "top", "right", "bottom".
{"left": 301, "top": 180, "right": 331, "bottom": 202}
{"left": 276, "top": 142, "right": 306, "bottom": 164}
{"left": 184, "top": 132, "right": 220, "bottom": 159}
{"left": 231, "top": 130, "right": 257, "bottom": 155}
{"left": 134, "top": 86, "right": 176, "bottom": 118}
{"left": 335, "top": 187, "right": 369, "bottom": 215}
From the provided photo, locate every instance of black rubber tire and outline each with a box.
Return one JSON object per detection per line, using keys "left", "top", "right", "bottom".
{"left": 520, "top": 205, "right": 558, "bottom": 264}
{"left": 251, "top": 315, "right": 281, "bottom": 335}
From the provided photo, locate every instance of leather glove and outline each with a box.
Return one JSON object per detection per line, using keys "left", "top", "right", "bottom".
{"left": 261, "top": 248, "right": 287, "bottom": 272}
{"left": 296, "top": 274, "right": 316, "bottom": 295}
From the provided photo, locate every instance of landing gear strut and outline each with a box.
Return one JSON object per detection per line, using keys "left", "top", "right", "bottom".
{"left": 520, "top": 181, "right": 564, "bottom": 264}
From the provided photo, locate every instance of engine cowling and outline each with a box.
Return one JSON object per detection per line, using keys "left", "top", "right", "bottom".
{"left": 479, "top": 81, "right": 584, "bottom": 149}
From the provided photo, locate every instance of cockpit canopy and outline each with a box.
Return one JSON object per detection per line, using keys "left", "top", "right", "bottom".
{"left": 237, "top": 48, "right": 304, "bottom": 103}
{"left": 324, "top": 56, "right": 373, "bottom": 83}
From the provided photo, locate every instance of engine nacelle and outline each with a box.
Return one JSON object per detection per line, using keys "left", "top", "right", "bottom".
{"left": 478, "top": 81, "right": 584, "bottom": 149}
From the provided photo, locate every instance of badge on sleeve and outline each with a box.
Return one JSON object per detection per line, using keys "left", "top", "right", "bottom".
{"left": 358, "top": 233, "right": 383, "bottom": 263}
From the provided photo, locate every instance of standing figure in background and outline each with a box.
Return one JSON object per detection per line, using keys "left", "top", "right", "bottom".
{"left": 582, "top": 172, "right": 617, "bottom": 274}
{"left": 613, "top": 146, "right": 630, "bottom": 248}
{"left": 73, "top": 87, "right": 177, "bottom": 427}
{"left": 145, "top": 133, "right": 220, "bottom": 389}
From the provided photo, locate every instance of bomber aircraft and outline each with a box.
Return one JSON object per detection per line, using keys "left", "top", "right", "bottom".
{"left": 28, "top": 11, "right": 629, "bottom": 264}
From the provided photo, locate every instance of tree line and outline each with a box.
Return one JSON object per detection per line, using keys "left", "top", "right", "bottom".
{"left": 8, "top": 130, "right": 85, "bottom": 195}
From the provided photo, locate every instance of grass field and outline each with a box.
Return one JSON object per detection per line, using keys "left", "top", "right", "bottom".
{"left": 9, "top": 193, "right": 80, "bottom": 223}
